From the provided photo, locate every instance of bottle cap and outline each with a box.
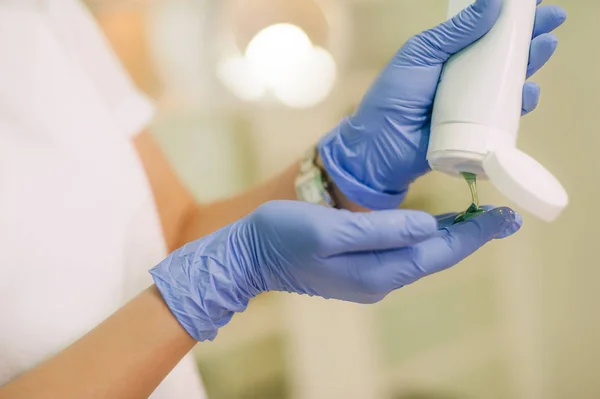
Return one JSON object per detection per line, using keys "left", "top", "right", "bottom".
{"left": 483, "top": 148, "right": 568, "bottom": 222}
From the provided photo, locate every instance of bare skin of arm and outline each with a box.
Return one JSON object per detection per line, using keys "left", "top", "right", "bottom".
{"left": 0, "top": 286, "right": 195, "bottom": 399}
{"left": 134, "top": 131, "right": 368, "bottom": 252}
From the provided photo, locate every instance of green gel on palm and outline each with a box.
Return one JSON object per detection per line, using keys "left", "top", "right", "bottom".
{"left": 453, "top": 173, "right": 486, "bottom": 224}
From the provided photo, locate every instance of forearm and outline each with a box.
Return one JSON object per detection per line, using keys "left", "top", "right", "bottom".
{"left": 0, "top": 286, "right": 195, "bottom": 399}
{"left": 179, "top": 163, "right": 367, "bottom": 245}
{"left": 180, "top": 163, "right": 297, "bottom": 242}
{"left": 134, "top": 132, "right": 367, "bottom": 250}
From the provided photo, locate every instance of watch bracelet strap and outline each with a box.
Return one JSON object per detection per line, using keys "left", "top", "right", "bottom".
{"left": 296, "top": 146, "right": 338, "bottom": 208}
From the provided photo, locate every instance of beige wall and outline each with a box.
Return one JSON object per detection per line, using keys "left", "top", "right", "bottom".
{"left": 527, "top": 1, "right": 600, "bottom": 397}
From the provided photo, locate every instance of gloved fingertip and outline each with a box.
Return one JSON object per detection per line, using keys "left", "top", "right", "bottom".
{"left": 472, "top": 0, "right": 502, "bottom": 14}
{"left": 488, "top": 207, "right": 523, "bottom": 239}
{"left": 530, "top": 34, "right": 559, "bottom": 64}
{"left": 533, "top": 6, "right": 567, "bottom": 38}
{"left": 433, "top": 0, "right": 501, "bottom": 57}
{"left": 522, "top": 82, "right": 541, "bottom": 114}
{"left": 541, "top": 33, "right": 559, "bottom": 51}
{"left": 490, "top": 206, "right": 517, "bottom": 222}
{"left": 524, "top": 81, "right": 541, "bottom": 98}
{"left": 471, "top": 0, "right": 503, "bottom": 23}
{"left": 550, "top": 6, "right": 567, "bottom": 25}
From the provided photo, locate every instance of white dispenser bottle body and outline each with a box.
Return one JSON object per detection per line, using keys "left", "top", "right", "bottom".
{"left": 428, "top": 0, "right": 569, "bottom": 222}
{"left": 428, "top": 0, "right": 537, "bottom": 176}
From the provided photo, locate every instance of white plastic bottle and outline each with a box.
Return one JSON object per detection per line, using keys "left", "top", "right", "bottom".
{"left": 428, "top": 0, "right": 568, "bottom": 222}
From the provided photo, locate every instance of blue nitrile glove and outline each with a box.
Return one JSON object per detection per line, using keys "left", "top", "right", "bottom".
{"left": 150, "top": 201, "right": 521, "bottom": 341}
{"left": 319, "top": 0, "right": 567, "bottom": 210}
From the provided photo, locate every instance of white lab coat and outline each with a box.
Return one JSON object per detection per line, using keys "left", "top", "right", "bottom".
{"left": 0, "top": 1, "right": 206, "bottom": 397}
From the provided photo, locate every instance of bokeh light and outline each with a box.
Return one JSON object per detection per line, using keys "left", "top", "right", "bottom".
{"left": 219, "top": 23, "right": 337, "bottom": 108}
{"left": 217, "top": 56, "right": 267, "bottom": 102}
{"left": 273, "top": 46, "right": 337, "bottom": 109}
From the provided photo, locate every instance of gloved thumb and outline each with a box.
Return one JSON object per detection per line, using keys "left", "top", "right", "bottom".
{"left": 319, "top": 210, "right": 438, "bottom": 257}
{"left": 419, "top": 0, "right": 502, "bottom": 61}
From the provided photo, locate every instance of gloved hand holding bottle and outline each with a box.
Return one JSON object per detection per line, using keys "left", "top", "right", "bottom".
{"left": 319, "top": 0, "right": 567, "bottom": 210}
{"left": 151, "top": 201, "right": 521, "bottom": 341}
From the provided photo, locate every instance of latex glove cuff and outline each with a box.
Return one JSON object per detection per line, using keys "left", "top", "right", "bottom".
{"left": 318, "top": 126, "right": 407, "bottom": 210}
{"left": 150, "top": 226, "right": 263, "bottom": 342}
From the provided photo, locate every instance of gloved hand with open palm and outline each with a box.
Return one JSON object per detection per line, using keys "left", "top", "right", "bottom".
{"left": 151, "top": 201, "right": 521, "bottom": 341}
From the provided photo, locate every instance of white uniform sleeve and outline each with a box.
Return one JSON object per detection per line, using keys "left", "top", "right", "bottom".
{"left": 44, "top": 0, "right": 155, "bottom": 138}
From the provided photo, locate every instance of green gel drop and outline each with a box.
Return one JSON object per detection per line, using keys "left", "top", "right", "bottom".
{"left": 453, "top": 172, "right": 486, "bottom": 224}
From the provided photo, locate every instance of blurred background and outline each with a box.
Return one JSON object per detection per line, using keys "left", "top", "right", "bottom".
{"left": 86, "top": 0, "right": 597, "bottom": 398}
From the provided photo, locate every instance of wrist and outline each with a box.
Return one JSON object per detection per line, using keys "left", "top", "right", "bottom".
{"left": 330, "top": 181, "right": 371, "bottom": 212}
{"left": 318, "top": 124, "right": 407, "bottom": 210}
{"left": 149, "top": 224, "right": 262, "bottom": 342}
{"left": 294, "top": 144, "right": 371, "bottom": 213}
{"left": 295, "top": 146, "right": 339, "bottom": 208}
